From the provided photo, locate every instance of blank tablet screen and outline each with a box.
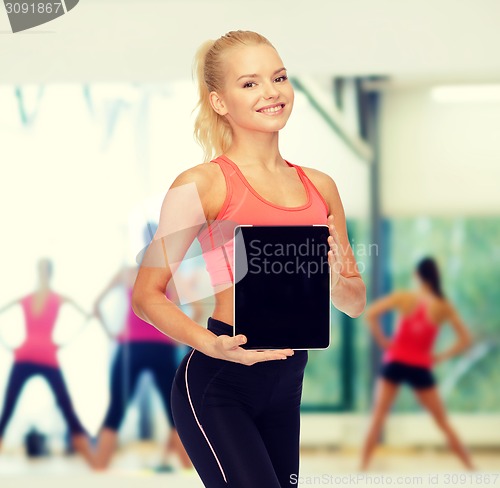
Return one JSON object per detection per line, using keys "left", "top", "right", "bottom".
{"left": 233, "top": 225, "right": 331, "bottom": 350}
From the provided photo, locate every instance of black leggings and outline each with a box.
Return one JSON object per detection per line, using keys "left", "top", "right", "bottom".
{"left": 102, "top": 341, "right": 177, "bottom": 430}
{"left": 0, "top": 361, "right": 86, "bottom": 437}
{"left": 171, "top": 317, "right": 308, "bottom": 488}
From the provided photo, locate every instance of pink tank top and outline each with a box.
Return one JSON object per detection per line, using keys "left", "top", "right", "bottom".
{"left": 197, "top": 155, "right": 330, "bottom": 288}
{"left": 116, "top": 287, "right": 176, "bottom": 344}
{"left": 383, "top": 300, "right": 439, "bottom": 368}
{"left": 15, "top": 292, "right": 61, "bottom": 367}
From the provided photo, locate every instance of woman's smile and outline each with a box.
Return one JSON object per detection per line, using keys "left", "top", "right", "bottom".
{"left": 257, "top": 103, "right": 285, "bottom": 115}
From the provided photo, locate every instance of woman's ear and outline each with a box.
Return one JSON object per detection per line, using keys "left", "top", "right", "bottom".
{"left": 209, "top": 91, "right": 228, "bottom": 116}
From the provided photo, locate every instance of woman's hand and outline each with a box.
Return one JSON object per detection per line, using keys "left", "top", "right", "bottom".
{"left": 327, "top": 214, "right": 343, "bottom": 290}
{"left": 379, "top": 338, "right": 393, "bottom": 350}
{"left": 92, "top": 303, "right": 102, "bottom": 320}
{"left": 209, "top": 334, "right": 295, "bottom": 366}
{"left": 91, "top": 303, "right": 115, "bottom": 340}
{"left": 432, "top": 353, "right": 445, "bottom": 366}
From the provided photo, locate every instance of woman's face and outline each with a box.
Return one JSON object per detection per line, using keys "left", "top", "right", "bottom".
{"left": 211, "top": 44, "right": 294, "bottom": 134}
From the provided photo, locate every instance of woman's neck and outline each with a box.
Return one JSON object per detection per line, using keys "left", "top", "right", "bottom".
{"left": 418, "top": 285, "right": 437, "bottom": 301}
{"left": 226, "top": 133, "right": 283, "bottom": 171}
{"left": 36, "top": 283, "right": 51, "bottom": 294}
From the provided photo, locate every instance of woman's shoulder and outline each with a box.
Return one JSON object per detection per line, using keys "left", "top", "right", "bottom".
{"left": 392, "top": 290, "right": 419, "bottom": 308}
{"left": 170, "top": 161, "right": 221, "bottom": 189}
{"left": 298, "top": 165, "right": 340, "bottom": 215}
{"left": 399, "top": 289, "right": 445, "bottom": 303}
{"left": 403, "top": 290, "right": 451, "bottom": 315}
{"left": 169, "top": 162, "right": 226, "bottom": 221}
{"left": 298, "top": 166, "right": 334, "bottom": 185}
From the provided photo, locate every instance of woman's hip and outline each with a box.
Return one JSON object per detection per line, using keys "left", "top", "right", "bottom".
{"left": 173, "top": 316, "right": 308, "bottom": 406}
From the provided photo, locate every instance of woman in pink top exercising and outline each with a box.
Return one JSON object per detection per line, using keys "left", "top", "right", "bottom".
{"left": 0, "top": 258, "right": 94, "bottom": 464}
{"left": 132, "top": 30, "right": 366, "bottom": 487}
{"left": 361, "top": 257, "right": 475, "bottom": 471}
{"left": 91, "top": 222, "right": 193, "bottom": 471}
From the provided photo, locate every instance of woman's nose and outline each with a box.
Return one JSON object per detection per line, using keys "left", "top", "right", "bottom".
{"left": 262, "top": 81, "right": 280, "bottom": 99}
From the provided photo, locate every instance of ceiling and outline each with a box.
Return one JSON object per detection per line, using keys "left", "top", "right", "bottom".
{"left": 1, "top": 0, "right": 499, "bottom": 86}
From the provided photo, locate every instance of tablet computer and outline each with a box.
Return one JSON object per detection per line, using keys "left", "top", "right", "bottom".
{"left": 233, "top": 224, "right": 331, "bottom": 350}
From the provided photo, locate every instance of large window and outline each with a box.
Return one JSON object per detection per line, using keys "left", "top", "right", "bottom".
{"left": 0, "top": 81, "right": 371, "bottom": 450}
{"left": 389, "top": 217, "right": 500, "bottom": 412}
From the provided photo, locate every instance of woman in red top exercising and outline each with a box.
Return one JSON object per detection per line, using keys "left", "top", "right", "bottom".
{"left": 360, "top": 256, "right": 475, "bottom": 471}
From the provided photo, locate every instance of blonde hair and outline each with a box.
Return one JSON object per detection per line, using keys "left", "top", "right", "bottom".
{"left": 192, "top": 30, "right": 275, "bottom": 162}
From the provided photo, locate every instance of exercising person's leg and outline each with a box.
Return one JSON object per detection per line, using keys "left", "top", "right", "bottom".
{"left": 149, "top": 342, "right": 192, "bottom": 468}
{"left": 40, "top": 364, "right": 94, "bottom": 466}
{"left": 94, "top": 343, "right": 143, "bottom": 470}
{"left": 149, "top": 343, "right": 177, "bottom": 427}
{"left": 413, "top": 386, "right": 475, "bottom": 470}
{"left": 360, "top": 375, "right": 400, "bottom": 471}
{"left": 0, "top": 363, "right": 33, "bottom": 449}
{"left": 41, "top": 365, "right": 86, "bottom": 434}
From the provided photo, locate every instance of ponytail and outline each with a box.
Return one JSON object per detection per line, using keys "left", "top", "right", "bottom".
{"left": 416, "top": 256, "right": 445, "bottom": 298}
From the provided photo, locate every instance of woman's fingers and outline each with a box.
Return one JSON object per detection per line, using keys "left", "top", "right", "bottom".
{"left": 328, "top": 216, "right": 343, "bottom": 253}
{"left": 327, "top": 215, "right": 344, "bottom": 285}
{"left": 327, "top": 215, "right": 341, "bottom": 261}
{"left": 221, "top": 334, "right": 247, "bottom": 350}
{"left": 242, "top": 348, "right": 295, "bottom": 365}
{"left": 216, "top": 335, "right": 295, "bottom": 364}
{"left": 328, "top": 239, "right": 339, "bottom": 264}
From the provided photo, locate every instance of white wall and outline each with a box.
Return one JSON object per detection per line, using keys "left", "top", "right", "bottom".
{"left": 1, "top": 0, "right": 500, "bottom": 83}
{"left": 282, "top": 90, "right": 369, "bottom": 219}
{"left": 380, "top": 86, "right": 500, "bottom": 216}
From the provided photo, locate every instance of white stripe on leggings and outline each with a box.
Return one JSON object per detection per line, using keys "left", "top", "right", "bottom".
{"left": 185, "top": 349, "right": 228, "bottom": 483}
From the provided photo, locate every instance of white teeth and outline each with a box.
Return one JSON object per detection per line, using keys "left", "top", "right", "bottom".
{"left": 259, "top": 105, "right": 283, "bottom": 114}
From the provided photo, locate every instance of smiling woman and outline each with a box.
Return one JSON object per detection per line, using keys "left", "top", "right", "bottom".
{"left": 192, "top": 31, "right": 294, "bottom": 163}
{"left": 132, "top": 29, "right": 366, "bottom": 488}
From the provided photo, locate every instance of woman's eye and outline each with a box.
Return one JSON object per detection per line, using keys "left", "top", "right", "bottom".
{"left": 243, "top": 82, "right": 256, "bottom": 88}
{"left": 275, "top": 75, "right": 288, "bottom": 82}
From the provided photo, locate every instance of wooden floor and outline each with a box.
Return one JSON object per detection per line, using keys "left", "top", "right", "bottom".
{"left": 0, "top": 443, "right": 499, "bottom": 487}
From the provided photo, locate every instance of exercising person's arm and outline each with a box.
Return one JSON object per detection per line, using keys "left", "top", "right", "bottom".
{"left": 364, "top": 292, "right": 403, "bottom": 350}
{"left": 54, "top": 295, "right": 94, "bottom": 347}
{"left": 433, "top": 302, "right": 473, "bottom": 364}
{"left": 92, "top": 269, "right": 126, "bottom": 319}
{"left": 61, "top": 295, "right": 92, "bottom": 319}
{"left": 0, "top": 298, "right": 22, "bottom": 351}
{"left": 132, "top": 166, "right": 294, "bottom": 366}
{"left": 0, "top": 298, "right": 21, "bottom": 315}
{"left": 91, "top": 268, "right": 129, "bottom": 339}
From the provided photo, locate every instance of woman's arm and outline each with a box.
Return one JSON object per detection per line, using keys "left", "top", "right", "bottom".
{"left": 92, "top": 269, "right": 126, "bottom": 318}
{"left": 60, "top": 295, "right": 92, "bottom": 318}
{"left": 90, "top": 268, "right": 128, "bottom": 339}
{"left": 433, "top": 302, "right": 473, "bottom": 364}
{"left": 56, "top": 295, "right": 94, "bottom": 347}
{"left": 132, "top": 165, "right": 294, "bottom": 365}
{"left": 364, "top": 291, "right": 404, "bottom": 350}
{"left": 306, "top": 169, "right": 366, "bottom": 318}
{"left": 171, "top": 269, "right": 206, "bottom": 325}
{"left": 0, "top": 298, "right": 22, "bottom": 349}
{"left": 0, "top": 298, "right": 21, "bottom": 315}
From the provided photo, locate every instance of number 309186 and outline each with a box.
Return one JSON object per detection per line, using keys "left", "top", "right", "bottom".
{"left": 5, "top": 3, "right": 63, "bottom": 14}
